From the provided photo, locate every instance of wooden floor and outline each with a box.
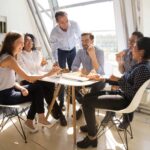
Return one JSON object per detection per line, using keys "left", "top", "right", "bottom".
{"left": 0, "top": 110, "right": 150, "bottom": 150}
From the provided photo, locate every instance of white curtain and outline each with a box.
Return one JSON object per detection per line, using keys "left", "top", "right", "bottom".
{"left": 113, "top": 0, "right": 140, "bottom": 51}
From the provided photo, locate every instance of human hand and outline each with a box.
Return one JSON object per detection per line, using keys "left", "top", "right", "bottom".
{"left": 41, "top": 57, "right": 48, "bottom": 66}
{"left": 48, "top": 66, "right": 62, "bottom": 76}
{"left": 53, "top": 62, "right": 59, "bottom": 67}
{"left": 87, "top": 44, "right": 96, "bottom": 58}
{"left": 81, "top": 68, "right": 89, "bottom": 75}
{"left": 109, "top": 75, "right": 120, "bottom": 81}
{"left": 116, "top": 51, "right": 125, "bottom": 63}
{"left": 21, "top": 87, "right": 29, "bottom": 96}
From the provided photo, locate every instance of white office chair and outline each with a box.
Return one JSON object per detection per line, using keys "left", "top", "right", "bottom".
{"left": 0, "top": 102, "right": 31, "bottom": 143}
{"left": 97, "top": 79, "right": 150, "bottom": 150}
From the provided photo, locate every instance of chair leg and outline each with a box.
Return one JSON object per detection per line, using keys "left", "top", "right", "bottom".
{"left": 97, "top": 115, "right": 133, "bottom": 150}
{"left": 9, "top": 114, "right": 27, "bottom": 143}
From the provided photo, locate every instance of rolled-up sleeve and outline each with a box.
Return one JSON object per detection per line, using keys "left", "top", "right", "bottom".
{"left": 96, "top": 49, "right": 105, "bottom": 75}
{"left": 49, "top": 31, "right": 58, "bottom": 62}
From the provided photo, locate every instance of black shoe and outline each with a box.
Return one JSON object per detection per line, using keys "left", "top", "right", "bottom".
{"left": 76, "top": 109, "right": 82, "bottom": 120}
{"left": 118, "top": 121, "right": 129, "bottom": 131}
{"left": 80, "top": 125, "right": 88, "bottom": 133}
{"left": 51, "top": 109, "right": 60, "bottom": 120}
{"left": 77, "top": 136, "right": 97, "bottom": 148}
{"left": 59, "top": 114, "right": 67, "bottom": 126}
{"left": 101, "top": 112, "right": 115, "bottom": 126}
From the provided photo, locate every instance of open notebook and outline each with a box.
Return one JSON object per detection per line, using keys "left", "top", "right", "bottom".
{"left": 62, "top": 72, "right": 89, "bottom": 82}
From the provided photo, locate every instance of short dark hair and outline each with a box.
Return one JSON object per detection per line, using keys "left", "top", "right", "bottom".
{"left": 55, "top": 11, "right": 67, "bottom": 22}
{"left": 0, "top": 32, "right": 22, "bottom": 56}
{"left": 137, "top": 37, "right": 150, "bottom": 59}
{"left": 81, "top": 33, "right": 94, "bottom": 40}
{"left": 132, "top": 31, "right": 144, "bottom": 39}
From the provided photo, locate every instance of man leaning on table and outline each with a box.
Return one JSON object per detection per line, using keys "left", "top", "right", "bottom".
{"left": 49, "top": 11, "right": 81, "bottom": 110}
{"left": 71, "top": 32, "right": 105, "bottom": 120}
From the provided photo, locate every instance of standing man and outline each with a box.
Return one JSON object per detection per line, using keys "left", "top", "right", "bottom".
{"left": 72, "top": 33, "right": 105, "bottom": 120}
{"left": 50, "top": 11, "right": 81, "bottom": 110}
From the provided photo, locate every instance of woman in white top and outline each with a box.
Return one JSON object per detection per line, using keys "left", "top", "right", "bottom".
{"left": 0, "top": 32, "right": 61, "bottom": 132}
{"left": 17, "top": 33, "right": 67, "bottom": 126}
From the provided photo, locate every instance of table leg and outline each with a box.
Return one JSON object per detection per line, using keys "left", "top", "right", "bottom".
{"left": 72, "top": 86, "right": 76, "bottom": 144}
{"left": 67, "top": 86, "right": 71, "bottom": 117}
{"left": 46, "top": 84, "right": 61, "bottom": 119}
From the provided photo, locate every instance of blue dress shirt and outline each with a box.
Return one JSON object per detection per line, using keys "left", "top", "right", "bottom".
{"left": 71, "top": 46, "right": 105, "bottom": 75}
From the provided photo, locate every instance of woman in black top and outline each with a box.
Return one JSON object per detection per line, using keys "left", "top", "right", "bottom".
{"left": 77, "top": 37, "right": 150, "bottom": 148}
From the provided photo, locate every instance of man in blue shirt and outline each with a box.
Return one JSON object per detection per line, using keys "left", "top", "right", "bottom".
{"left": 71, "top": 33, "right": 105, "bottom": 119}
{"left": 50, "top": 11, "right": 81, "bottom": 110}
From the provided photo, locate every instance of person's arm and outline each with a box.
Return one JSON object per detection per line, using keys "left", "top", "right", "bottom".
{"left": 71, "top": 50, "right": 82, "bottom": 71}
{"left": 87, "top": 45, "right": 100, "bottom": 72}
{"left": 14, "top": 82, "right": 29, "bottom": 96}
{"left": 73, "top": 21, "right": 82, "bottom": 49}
{"left": 1, "top": 56, "right": 61, "bottom": 83}
{"left": 95, "top": 49, "right": 104, "bottom": 75}
{"left": 116, "top": 51, "right": 126, "bottom": 74}
{"left": 49, "top": 29, "right": 59, "bottom": 63}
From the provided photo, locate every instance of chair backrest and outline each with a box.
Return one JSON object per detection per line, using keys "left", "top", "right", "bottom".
{"left": 117, "top": 79, "right": 150, "bottom": 114}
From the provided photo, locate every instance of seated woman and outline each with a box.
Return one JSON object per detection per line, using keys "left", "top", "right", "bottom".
{"left": 77, "top": 37, "right": 150, "bottom": 148}
{"left": 0, "top": 32, "right": 61, "bottom": 133}
{"left": 17, "top": 33, "right": 67, "bottom": 126}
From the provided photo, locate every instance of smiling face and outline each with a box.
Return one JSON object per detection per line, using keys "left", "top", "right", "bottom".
{"left": 13, "top": 37, "right": 24, "bottom": 56}
{"left": 132, "top": 43, "right": 144, "bottom": 62}
{"left": 24, "top": 36, "right": 33, "bottom": 52}
{"left": 57, "top": 15, "right": 69, "bottom": 31}
{"left": 128, "top": 35, "right": 138, "bottom": 50}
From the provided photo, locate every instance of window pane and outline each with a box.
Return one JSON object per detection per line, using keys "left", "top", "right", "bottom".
{"left": 58, "top": 0, "right": 96, "bottom": 7}
{"left": 36, "top": 0, "right": 50, "bottom": 9}
{"left": 62, "top": 1, "right": 117, "bottom": 63}
{"left": 41, "top": 11, "right": 53, "bottom": 35}
{"left": 62, "top": 2, "right": 115, "bottom": 32}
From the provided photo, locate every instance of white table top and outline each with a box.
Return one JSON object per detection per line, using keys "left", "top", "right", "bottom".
{"left": 42, "top": 75, "right": 96, "bottom": 87}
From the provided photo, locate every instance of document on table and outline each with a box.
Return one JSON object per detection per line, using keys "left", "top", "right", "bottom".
{"left": 62, "top": 72, "right": 89, "bottom": 82}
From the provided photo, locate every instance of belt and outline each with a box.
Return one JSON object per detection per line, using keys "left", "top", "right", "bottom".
{"left": 58, "top": 47, "right": 76, "bottom": 52}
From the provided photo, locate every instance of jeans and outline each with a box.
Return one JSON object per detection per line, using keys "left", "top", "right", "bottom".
{"left": 57, "top": 47, "right": 76, "bottom": 104}
{"left": 0, "top": 83, "right": 45, "bottom": 120}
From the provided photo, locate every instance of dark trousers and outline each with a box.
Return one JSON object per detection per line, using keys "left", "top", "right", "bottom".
{"left": 82, "top": 90, "right": 132, "bottom": 136}
{"left": 21, "top": 80, "right": 63, "bottom": 116}
{"left": 75, "top": 82, "right": 106, "bottom": 104}
{"left": 58, "top": 47, "right": 76, "bottom": 104}
{"left": 0, "top": 84, "right": 44, "bottom": 120}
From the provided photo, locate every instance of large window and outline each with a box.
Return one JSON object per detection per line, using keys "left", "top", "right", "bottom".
{"left": 61, "top": 1, "right": 117, "bottom": 63}
{"left": 58, "top": 0, "right": 97, "bottom": 7}
{"left": 34, "top": 0, "right": 117, "bottom": 67}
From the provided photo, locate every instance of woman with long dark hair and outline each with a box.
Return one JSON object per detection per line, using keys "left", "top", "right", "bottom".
{"left": 0, "top": 32, "right": 61, "bottom": 133}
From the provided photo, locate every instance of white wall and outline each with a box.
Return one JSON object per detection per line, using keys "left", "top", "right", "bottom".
{"left": 142, "top": 0, "right": 150, "bottom": 36}
{"left": 0, "top": 0, "right": 38, "bottom": 41}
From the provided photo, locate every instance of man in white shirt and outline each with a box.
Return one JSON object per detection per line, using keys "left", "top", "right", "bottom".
{"left": 49, "top": 11, "right": 81, "bottom": 109}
